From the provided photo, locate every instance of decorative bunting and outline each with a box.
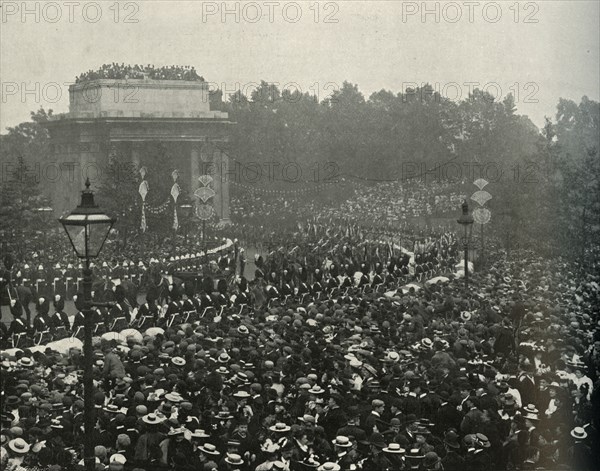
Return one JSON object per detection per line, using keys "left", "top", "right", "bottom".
{"left": 194, "top": 186, "right": 216, "bottom": 203}
{"left": 230, "top": 180, "right": 336, "bottom": 195}
{"left": 470, "top": 190, "right": 492, "bottom": 207}
{"left": 198, "top": 175, "right": 213, "bottom": 186}
{"left": 473, "top": 178, "right": 489, "bottom": 190}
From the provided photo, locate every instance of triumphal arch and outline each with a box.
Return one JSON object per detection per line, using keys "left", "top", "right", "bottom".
{"left": 43, "top": 76, "right": 232, "bottom": 223}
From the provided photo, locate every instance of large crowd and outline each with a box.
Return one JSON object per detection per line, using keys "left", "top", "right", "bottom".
{"left": 1, "top": 177, "right": 599, "bottom": 471}
{"left": 75, "top": 65, "right": 204, "bottom": 83}
{"left": 332, "top": 180, "right": 467, "bottom": 223}
{"left": 1, "top": 229, "right": 599, "bottom": 470}
{"left": 230, "top": 180, "right": 467, "bottom": 235}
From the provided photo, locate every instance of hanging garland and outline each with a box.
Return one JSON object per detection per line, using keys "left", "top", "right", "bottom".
{"left": 144, "top": 200, "right": 171, "bottom": 215}
{"left": 230, "top": 180, "right": 336, "bottom": 195}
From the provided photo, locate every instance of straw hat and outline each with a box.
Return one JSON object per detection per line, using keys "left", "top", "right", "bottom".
{"left": 269, "top": 422, "right": 291, "bottom": 433}
{"left": 141, "top": 413, "right": 165, "bottom": 425}
{"left": 232, "top": 390, "right": 251, "bottom": 399}
{"left": 331, "top": 436, "right": 352, "bottom": 448}
{"left": 168, "top": 427, "right": 186, "bottom": 436}
{"left": 317, "top": 463, "right": 341, "bottom": 471}
{"left": 199, "top": 443, "right": 220, "bottom": 455}
{"left": 224, "top": 453, "right": 244, "bottom": 465}
{"left": 571, "top": 427, "right": 588, "bottom": 440}
{"left": 8, "top": 438, "right": 31, "bottom": 454}
{"left": 308, "top": 385, "right": 325, "bottom": 395}
{"left": 383, "top": 443, "right": 405, "bottom": 454}
{"left": 190, "top": 429, "right": 210, "bottom": 439}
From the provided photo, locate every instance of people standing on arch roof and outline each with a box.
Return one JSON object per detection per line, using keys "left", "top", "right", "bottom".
{"left": 75, "top": 64, "right": 204, "bottom": 83}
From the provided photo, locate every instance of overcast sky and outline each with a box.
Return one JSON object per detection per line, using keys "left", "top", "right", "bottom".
{"left": 1, "top": 1, "right": 598, "bottom": 132}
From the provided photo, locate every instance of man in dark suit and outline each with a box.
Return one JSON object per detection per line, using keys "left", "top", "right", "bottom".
{"left": 321, "top": 394, "right": 348, "bottom": 440}
{"left": 336, "top": 406, "right": 367, "bottom": 443}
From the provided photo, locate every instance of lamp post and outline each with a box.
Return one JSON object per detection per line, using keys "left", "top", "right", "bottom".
{"left": 457, "top": 200, "right": 474, "bottom": 288}
{"left": 59, "top": 178, "right": 115, "bottom": 471}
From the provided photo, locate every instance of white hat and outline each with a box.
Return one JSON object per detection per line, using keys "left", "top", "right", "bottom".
{"left": 167, "top": 427, "right": 186, "bottom": 436}
{"left": 190, "top": 429, "right": 210, "bottom": 439}
{"left": 110, "top": 453, "right": 127, "bottom": 464}
{"left": 570, "top": 427, "right": 587, "bottom": 440}
{"left": 165, "top": 392, "right": 183, "bottom": 403}
{"left": 332, "top": 436, "right": 352, "bottom": 447}
{"left": 8, "top": 438, "right": 31, "bottom": 454}
{"left": 317, "top": 463, "right": 341, "bottom": 471}
{"left": 199, "top": 443, "right": 220, "bottom": 455}
{"left": 268, "top": 423, "right": 291, "bottom": 433}
{"left": 383, "top": 443, "right": 405, "bottom": 454}
{"left": 142, "top": 413, "right": 165, "bottom": 425}
{"left": 224, "top": 453, "right": 244, "bottom": 465}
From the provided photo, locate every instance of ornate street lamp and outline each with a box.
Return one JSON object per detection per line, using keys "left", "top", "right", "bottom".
{"left": 457, "top": 200, "right": 474, "bottom": 288}
{"left": 59, "top": 178, "right": 115, "bottom": 471}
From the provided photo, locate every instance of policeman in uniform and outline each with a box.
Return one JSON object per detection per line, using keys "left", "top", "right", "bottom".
{"left": 71, "top": 293, "right": 86, "bottom": 337}
{"left": 109, "top": 285, "right": 131, "bottom": 331}
{"left": 281, "top": 269, "right": 293, "bottom": 297}
{"left": 216, "top": 278, "right": 229, "bottom": 306}
{"left": 358, "top": 264, "right": 371, "bottom": 288}
{"left": 181, "top": 284, "right": 197, "bottom": 323}
{"left": 136, "top": 292, "right": 160, "bottom": 328}
{"left": 327, "top": 271, "right": 340, "bottom": 291}
{"left": 34, "top": 263, "right": 47, "bottom": 299}
{"left": 7, "top": 300, "right": 28, "bottom": 347}
{"left": 235, "top": 277, "right": 250, "bottom": 306}
{"left": 198, "top": 278, "right": 214, "bottom": 313}
{"left": 65, "top": 263, "right": 77, "bottom": 299}
{"left": 312, "top": 268, "right": 324, "bottom": 294}
{"left": 33, "top": 297, "right": 51, "bottom": 339}
{"left": 50, "top": 295, "right": 71, "bottom": 339}
{"left": 296, "top": 266, "right": 310, "bottom": 297}
{"left": 372, "top": 263, "right": 384, "bottom": 288}
{"left": 54, "top": 263, "right": 67, "bottom": 299}
{"left": 164, "top": 284, "right": 182, "bottom": 327}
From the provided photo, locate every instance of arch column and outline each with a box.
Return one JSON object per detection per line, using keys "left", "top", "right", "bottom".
{"left": 213, "top": 148, "right": 231, "bottom": 224}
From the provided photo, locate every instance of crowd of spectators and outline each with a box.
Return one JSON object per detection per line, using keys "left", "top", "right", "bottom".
{"left": 2, "top": 175, "right": 599, "bottom": 471}
{"left": 1, "top": 244, "right": 599, "bottom": 470}
{"left": 333, "top": 180, "right": 467, "bottom": 224}
{"left": 75, "top": 65, "right": 204, "bottom": 83}
{"left": 230, "top": 179, "right": 467, "bottom": 237}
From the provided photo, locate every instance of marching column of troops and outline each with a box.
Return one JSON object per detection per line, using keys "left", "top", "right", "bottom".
{"left": 2, "top": 234, "right": 460, "bottom": 349}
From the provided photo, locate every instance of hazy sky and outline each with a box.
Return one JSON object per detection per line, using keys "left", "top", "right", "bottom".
{"left": 1, "top": 1, "right": 598, "bottom": 132}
